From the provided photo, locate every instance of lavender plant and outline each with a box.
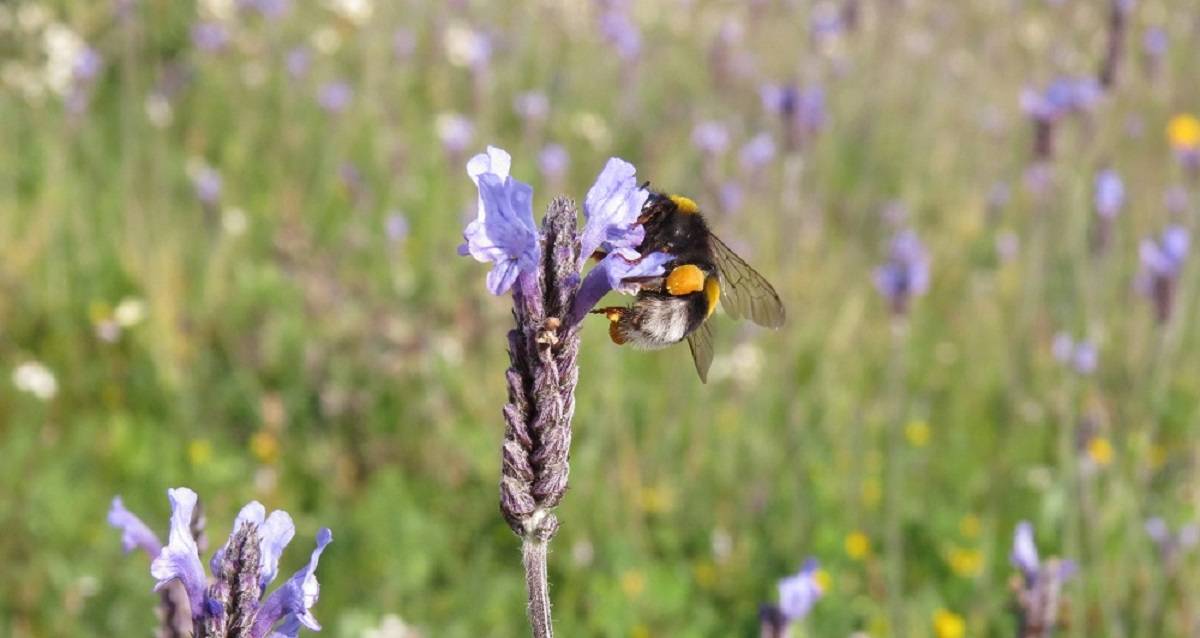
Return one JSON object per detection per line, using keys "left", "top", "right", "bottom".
{"left": 1010, "top": 522, "right": 1075, "bottom": 638}
{"left": 458, "top": 146, "right": 669, "bottom": 637}
{"left": 108, "top": 488, "right": 332, "bottom": 638}
{"left": 758, "top": 558, "right": 824, "bottom": 638}
{"left": 1137, "top": 225, "right": 1189, "bottom": 323}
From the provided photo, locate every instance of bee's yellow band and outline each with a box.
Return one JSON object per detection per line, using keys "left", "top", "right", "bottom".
{"left": 669, "top": 195, "right": 699, "bottom": 214}
{"left": 666, "top": 264, "right": 706, "bottom": 296}
{"left": 704, "top": 276, "right": 720, "bottom": 318}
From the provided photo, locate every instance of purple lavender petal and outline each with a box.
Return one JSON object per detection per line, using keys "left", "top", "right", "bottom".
{"left": 1094, "top": 169, "right": 1124, "bottom": 219}
{"left": 107, "top": 496, "right": 164, "bottom": 557}
{"left": 569, "top": 251, "right": 672, "bottom": 325}
{"left": 150, "top": 488, "right": 207, "bottom": 619}
{"left": 250, "top": 529, "right": 333, "bottom": 638}
{"left": 777, "top": 557, "right": 823, "bottom": 622}
{"left": 1011, "top": 520, "right": 1040, "bottom": 579}
{"left": 460, "top": 147, "right": 539, "bottom": 295}
{"left": 258, "top": 510, "right": 296, "bottom": 590}
{"left": 579, "top": 157, "right": 650, "bottom": 262}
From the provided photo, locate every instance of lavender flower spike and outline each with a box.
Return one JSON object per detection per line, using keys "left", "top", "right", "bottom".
{"left": 150, "top": 488, "right": 207, "bottom": 620}
{"left": 460, "top": 146, "right": 540, "bottom": 295}
{"left": 108, "top": 497, "right": 163, "bottom": 557}
{"left": 874, "top": 229, "right": 930, "bottom": 315}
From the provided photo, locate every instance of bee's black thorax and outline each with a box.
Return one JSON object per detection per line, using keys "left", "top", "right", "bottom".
{"left": 638, "top": 193, "right": 717, "bottom": 272}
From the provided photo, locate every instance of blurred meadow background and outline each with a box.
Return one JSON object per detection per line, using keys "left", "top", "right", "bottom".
{"left": 4, "top": 0, "right": 1200, "bottom": 635}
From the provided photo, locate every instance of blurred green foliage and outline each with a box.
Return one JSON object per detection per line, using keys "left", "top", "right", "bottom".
{"left": 2, "top": 0, "right": 1200, "bottom": 636}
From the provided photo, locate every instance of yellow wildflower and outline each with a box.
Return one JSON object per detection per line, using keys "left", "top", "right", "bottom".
{"left": 905, "top": 419, "right": 931, "bottom": 447}
{"left": 637, "top": 484, "right": 675, "bottom": 514}
{"left": 621, "top": 570, "right": 645, "bottom": 598}
{"left": 1167, "top": 114, "right": 1200, "bottom": 150}
{"left": 845, "top": 531, "right": 871, "bottom": 560}
{"left": 692, "top": 561, "right": 717, "bottom": 588}
{"left": 188, "top": 438, "right": 213, "bottom": 466}
{"left": 947, "top": 546, "right": 983, "bottom": 577}
{"left": 933, "top": 609, "right": 966, "bottom": 638}
{"left": 250, "top": 430, "right": 279, "bottom": 464}
{"left": 1088, "top": 436, "right": 1114, "bottom": 466}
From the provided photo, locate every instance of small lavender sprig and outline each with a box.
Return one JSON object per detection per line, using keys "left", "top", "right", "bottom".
{"left": 758, "top": 558, "right": 824, "bottom": 638}
{"left": 1098, "top": 0, "right": 1133, "bottom": 89}
{"left": 1010, "top": 522, "right": 1076, "bottom": 638}
{"left": 108, "top": 488, "right": 332, "bottom": 638}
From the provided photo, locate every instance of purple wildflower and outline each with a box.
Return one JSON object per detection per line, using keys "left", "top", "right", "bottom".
{"left": 316, "top": 81, "right": 352, "bottom": 113}
{"left": 692, "top": 121, "right": 730, "bottom": 156}
{"left": 285, "top": 46, "right": 311, "bottom": 80}
{"left": 191, "top": 22, "right": 230, "bottom": 53}
{"left": 1052, "top": 333, "right": 1098, "bottom": 375}
{"left": 436, "top": 113, "right": 475, "bottom": 157}
{"left": 241, "top": 0, "right": 291, "bottom": 20}
{"left": 1094, "top": 169, "right": 1124, "bottom": 218}
{"left": 739, "top": 133, "right": 777, "bottom": 173}
{"left": 720, "top": 182, "right": 743, "bottom": 214}
{"left": 760, "top": 557, "right": 824, "bottom": 637}
{"left": 108, "top": 497, "right": 164, "bottom": 557}
{"left": 778, "top": 558, "right": 823, "bottom": 621}
{"left": 113, "top": 487, "right": 332, "bottom": 638}
{"left": 873, "top": 229, "right": 930, "bottom": 315}
{"left": 192, "top": 165, "right": 222, "bottom": 206}
{"left": 1146, "top": 518, "right": 1199, "bottom": 568}
{"left": 597, "top": 5, "right": 642, "bottom": 61}
{"left": 538, "top": 144, "right": 569, "bottom": 182}
{"left": 1139, "top": 225, "right": 1189, "bottom": 323}
{"left": 459, "top": 146, "right": 540, "bottom": 295}
{"left": 1011, "top": 521, "right": 1040, "bottom": 580}
{"left": 514, "top": 91, "right": 550, "bottom": 124}
{"left": 761, "top": 83, "right": 827, "bottom": 149}
{"left": 1011, "top": 521, "right": 1076, "bottom": 635}
{"left": 385, "top": 211, "right": 409, "bottom": 242}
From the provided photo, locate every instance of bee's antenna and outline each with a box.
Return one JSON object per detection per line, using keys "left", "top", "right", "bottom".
{"left": 639, "top": 180, "right": 651, "bottom": 190}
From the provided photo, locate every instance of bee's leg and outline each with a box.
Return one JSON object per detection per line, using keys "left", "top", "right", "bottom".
{"left": 590, "top": 250, "right": 607, "bottom": 262}
{"left": 665, "top": 264, "right": 707, "bottom": 296}
{"left": 590, "top": 307, "right": 629, "bottom": 345}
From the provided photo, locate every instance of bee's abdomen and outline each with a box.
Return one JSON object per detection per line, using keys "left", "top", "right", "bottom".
{"left": 614, "top": 292, "right": 709, "bottom": 349}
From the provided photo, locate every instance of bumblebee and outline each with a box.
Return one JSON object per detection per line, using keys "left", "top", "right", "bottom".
{"left": 592, "top": 192, "right": 785, "bottom": 382}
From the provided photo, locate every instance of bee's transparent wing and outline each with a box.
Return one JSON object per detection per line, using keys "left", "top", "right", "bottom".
{"left": 710, "top": 234, "right": 786, "bottom": 328}
{"left": 686, "top": 320, "right": 714, "bottom": 383}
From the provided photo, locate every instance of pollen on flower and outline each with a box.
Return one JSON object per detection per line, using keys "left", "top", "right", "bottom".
{"left": 844, "top": 531, "right": 871, "bottom": 560}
